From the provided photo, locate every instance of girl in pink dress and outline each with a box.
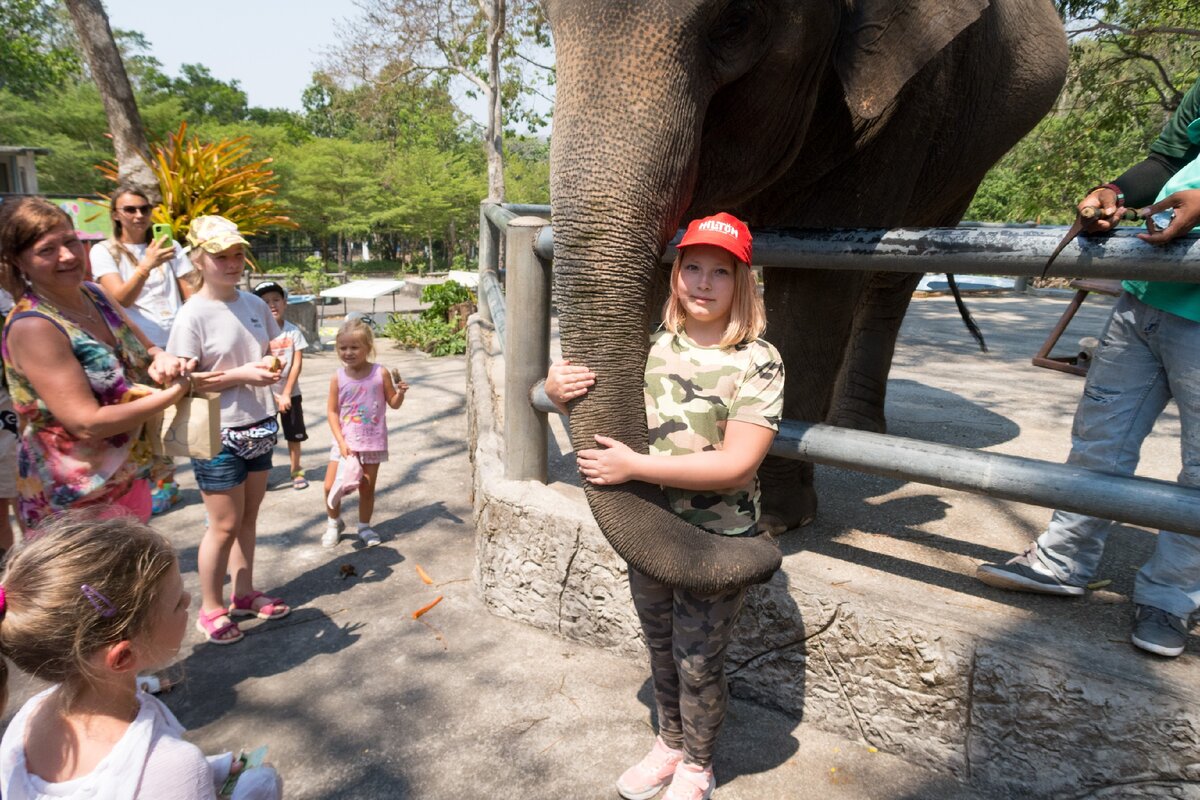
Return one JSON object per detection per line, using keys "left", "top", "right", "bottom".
{"left": 322, "top": 319, "right": 407, "bottom": 547}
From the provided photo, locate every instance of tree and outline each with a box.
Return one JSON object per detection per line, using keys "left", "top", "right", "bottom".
{"left": 172, "top": 64, "right": 249, "bottom": 123}
{"left": 62, "top": 0, "right": 158, "bottom": 201}
{"left": 329, "top": 0, "right": 552, "bottom": 202}
{"left": 277, "top": 138, "right": 385, "bottom": 265}
{"left": 967, "top": 0, "right": 1198, "bottom": 223}
{"left": 0, "top": 0, "right": 81, "bottom": 99}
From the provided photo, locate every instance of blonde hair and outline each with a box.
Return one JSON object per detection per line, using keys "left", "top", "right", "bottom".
{"left": 661, "top": 250, "right": 766, "bottom": 347}
{"left": 0, "top": 512, "right": 177, "bottom": 713}
{"left": 0, "top": 197, "right": 75, "bottom": 300}
{"left": 336, "top": 318, "right": 376, "bottom": 360}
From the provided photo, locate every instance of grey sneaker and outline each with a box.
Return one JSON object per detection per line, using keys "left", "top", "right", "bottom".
{"left": 976, "top": 545, "right": 1085, "bottom": 596}
{"left": 358, "top": 526, "right": 381, "bottom": 547}
{"left": 1131, "top": 605, "right": 1188, "bottom": 657}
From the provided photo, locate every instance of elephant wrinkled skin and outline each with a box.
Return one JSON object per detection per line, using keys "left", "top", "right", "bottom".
{"left": 545, "top": 0, "right": 1068, "bottom": 592}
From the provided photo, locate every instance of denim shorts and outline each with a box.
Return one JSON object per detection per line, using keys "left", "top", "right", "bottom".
{"left": 191, "top": 447, "right": 273, "bottom": 492}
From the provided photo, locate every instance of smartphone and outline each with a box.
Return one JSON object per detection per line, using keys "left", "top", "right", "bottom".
{"left": 151, "top": 223, "right": 173, "bottom": 245}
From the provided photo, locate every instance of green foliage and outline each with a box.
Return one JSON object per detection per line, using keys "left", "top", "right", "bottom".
{"left": 275, "top": 138, "right": 384, "bottom": 243}
{"left": 171, "top": 64, "right": 249, "bottom": 123}
{"left": 0, "top": 0, "right": 80, "bottom": 99}
{"left": 382, "top": 314, "right": 467, "bottom": 357}
{"left": 99, "top": 122, "right": 296, "bottom": 245}
{"left": 420, "top": 280, "right": 474, "bottom": 322}
{"left": 274, "top": 254, "right": 336, "bottom": 294}
{"left": 2, "top": 13, "right": 550, "bottom": 270}
{"left": 969, "top": 1, "right": 1199, "bottom": 223}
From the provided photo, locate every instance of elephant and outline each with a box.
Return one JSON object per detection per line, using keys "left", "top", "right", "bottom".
{"left": 545, "top": 0, "right": 1068, "bottom": 593}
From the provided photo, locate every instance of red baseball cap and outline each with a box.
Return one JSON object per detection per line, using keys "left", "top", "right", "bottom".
{"left": 678, "top": 212, "right": 752, "bottom": 267}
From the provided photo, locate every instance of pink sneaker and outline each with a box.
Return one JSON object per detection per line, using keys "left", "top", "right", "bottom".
{"left": 663, "top": 761, "right": 715, "bottom": 800}
{"left": 616, "top": 737, "right": 684, "bottom": 800}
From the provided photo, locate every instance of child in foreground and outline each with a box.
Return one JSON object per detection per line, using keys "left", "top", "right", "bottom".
{"left": 0, "top": 512, "right": 282, "bottom": 799}
{"left": 323, "top": 319, "right": 407, "bottom": 548}
{"left": 546, "top": 212, "right": 784, "bottom": 800}
{"left": 252, "top": 282, "right": 310, "bottom": 490}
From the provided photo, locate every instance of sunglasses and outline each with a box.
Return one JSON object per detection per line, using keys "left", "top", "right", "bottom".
{"left": 118, "top": 204, "right": 152, "bottom": 215}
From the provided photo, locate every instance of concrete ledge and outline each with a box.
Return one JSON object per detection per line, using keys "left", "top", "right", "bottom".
{"left": 465, "top": 305, "right": 1200, "bottom": 798}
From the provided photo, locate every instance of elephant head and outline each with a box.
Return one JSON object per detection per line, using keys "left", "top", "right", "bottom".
{"left": 545, "top": 0, "right": 1066, "bottom": 592}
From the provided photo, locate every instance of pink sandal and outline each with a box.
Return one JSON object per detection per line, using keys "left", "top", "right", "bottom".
{"left": 196, "top": 608, "right": 244, "bottom": 645}
{"left": 229, "top": 590, "right": 291, "bottom": 620}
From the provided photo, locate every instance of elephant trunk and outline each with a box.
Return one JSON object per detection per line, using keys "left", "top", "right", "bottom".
{"left": 549, "top": 29, "right": 780, "bottom": 593}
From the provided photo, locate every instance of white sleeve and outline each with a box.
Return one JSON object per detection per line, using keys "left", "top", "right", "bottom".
{"left": 136, "top": 736, "right": 217, "bottom": 800}
{"left": 166, "top": 306, "right": 204, "bottom": 361}
{"left": 287, "top": 324, "right": 309, "bottom": 351}
{"left": 171, "top": 244, "right": 195, "bottom": 277}
{"left": 89, "top": 242, "right": 120, "bottom": 278}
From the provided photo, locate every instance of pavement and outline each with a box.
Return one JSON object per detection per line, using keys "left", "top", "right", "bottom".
{"left": 5, "top": 286, "right": 1179, "bottom": 799}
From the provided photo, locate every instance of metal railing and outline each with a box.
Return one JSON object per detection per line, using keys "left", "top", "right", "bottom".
{"left": 479, "top": 201, "right": 1200, "bottom": 536}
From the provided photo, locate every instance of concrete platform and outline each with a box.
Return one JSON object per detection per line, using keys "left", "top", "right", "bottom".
{"left": 468, "top": 291, "right": 1200, "bottom": 798}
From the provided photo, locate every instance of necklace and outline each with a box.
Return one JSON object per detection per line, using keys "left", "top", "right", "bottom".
{"left": 46, "top": 292, "right": 101, "bottom": 328}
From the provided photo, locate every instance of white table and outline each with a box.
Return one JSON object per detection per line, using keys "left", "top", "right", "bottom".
{"left": 319, "top": 279, "right": 407, "bottom": 315}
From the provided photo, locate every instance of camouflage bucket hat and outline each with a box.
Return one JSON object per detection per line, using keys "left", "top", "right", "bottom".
{"left": 185, "top": 215, "right": 249, "bottom": 255}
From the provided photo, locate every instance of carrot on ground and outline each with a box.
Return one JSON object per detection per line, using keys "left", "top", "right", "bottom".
{"left": 415, "top": 565, "right": 434, "bottom": 585}
{"left": 412, "top": 595, "right": 443, "bottom": 619}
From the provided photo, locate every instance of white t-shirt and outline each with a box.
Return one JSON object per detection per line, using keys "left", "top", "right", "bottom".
{"left": 89, "top": 240, "right": 194, "bottom": 348}
{"left": 0, "top": 686, "right": 217, "bottom": 800}
{"left": 278, "top": 321, "right": 308, "bottom": 398}
{"left": 168, "top": 291, "right": 281, "bottom": 428}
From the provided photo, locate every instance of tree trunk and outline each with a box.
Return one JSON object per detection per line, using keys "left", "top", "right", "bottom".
{"left": 63, "top": 0, "right": 159, "bottom": 202}
{"left": 337, "top": 232, "right": 344, "bottom": 268}
{"left": 484, "top": 0, "right": 506, "bottom": 203}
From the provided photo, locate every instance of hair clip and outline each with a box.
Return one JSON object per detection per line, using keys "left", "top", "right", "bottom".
{"left": 0, "top": 585, "right": 7, "bottom": 619}
{"left": 80, "top": 584, "right": 116, "bottom": 618}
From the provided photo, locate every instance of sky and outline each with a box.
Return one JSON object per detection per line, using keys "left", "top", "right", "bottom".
{"left": 99, "top": 0, "right": 496, "bottom": 125}
{"left": 101, "top": 0, "right": 339, "bottom": 111}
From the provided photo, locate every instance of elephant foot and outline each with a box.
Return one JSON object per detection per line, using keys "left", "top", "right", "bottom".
{"left": 758, "top": 455, "right": 817, "bottom": 536}
{"left": 759, "top": 484, "right": 817, "bottom": 536}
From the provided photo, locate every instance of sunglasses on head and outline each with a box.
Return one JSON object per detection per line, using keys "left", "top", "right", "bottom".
{"left": 119, "top": 204, "right": 152, "bottom": 215}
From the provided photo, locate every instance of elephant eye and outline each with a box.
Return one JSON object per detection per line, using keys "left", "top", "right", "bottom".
{"left": 710, "top": 0, "right": 759, "bottom": 45}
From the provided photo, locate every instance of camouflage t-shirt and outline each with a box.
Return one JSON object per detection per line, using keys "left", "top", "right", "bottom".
{"left": 644, "top": 328, "right": 785, "bottom": 536}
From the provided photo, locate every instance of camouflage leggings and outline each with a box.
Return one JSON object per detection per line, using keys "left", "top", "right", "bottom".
{"left": 628, "top": 567, "right": 747, "bottom": 768}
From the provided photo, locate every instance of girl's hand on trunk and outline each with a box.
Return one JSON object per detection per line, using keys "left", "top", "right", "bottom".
{"left": 546, "top": 359, "right": 595, "bottom": 412}
{"left": 577, "top": 434, "right": 637, "bottom": 486}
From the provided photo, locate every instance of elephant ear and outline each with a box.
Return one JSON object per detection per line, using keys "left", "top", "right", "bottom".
{"left": 835, "top": 0, "right": 990, "bottom": 119}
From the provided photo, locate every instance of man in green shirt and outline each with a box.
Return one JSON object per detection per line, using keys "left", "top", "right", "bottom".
{"left": 977, "top": 76, "right": 1200, "bottom": 658}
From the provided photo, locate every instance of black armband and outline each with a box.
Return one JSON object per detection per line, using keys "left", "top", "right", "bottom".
{"left": 1111, "top": 152, "right": 1192, "bottom": 208}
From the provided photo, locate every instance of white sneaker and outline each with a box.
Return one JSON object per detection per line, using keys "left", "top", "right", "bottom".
{"left": 358, "top": 526, "right": 381, "bottom": 547}
{"left": 322, "top": 518, "right": 344, "bottom": 548}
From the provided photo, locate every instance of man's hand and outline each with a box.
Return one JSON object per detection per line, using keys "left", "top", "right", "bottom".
{"left": 275, "top": 393, "right": 292, "bottom": 413}
{"left": 1078, "top": 186, "right": 1127, "bottom": 233}
{"left": 1136, "top": 189, "right": 1200, "bottom": 245}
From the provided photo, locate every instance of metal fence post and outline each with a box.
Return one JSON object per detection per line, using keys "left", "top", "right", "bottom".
{"left": 504, "top": 216, "right": 551, "bottom": 482}
{"left": 478, "top": 203, "right": 499, "bottom": 325}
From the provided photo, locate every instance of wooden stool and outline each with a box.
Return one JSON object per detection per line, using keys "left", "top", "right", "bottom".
{"left": 1031, "top": 279, "right": 1123, "bottom": 376}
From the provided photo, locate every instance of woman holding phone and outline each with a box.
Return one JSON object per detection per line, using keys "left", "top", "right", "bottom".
{"left": 89, "top": 185, "right": 196, "bottom": 349}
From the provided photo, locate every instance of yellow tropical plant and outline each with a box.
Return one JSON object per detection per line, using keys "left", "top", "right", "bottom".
{"left": 98, "top": 121, "right": 296, "bottom": 252}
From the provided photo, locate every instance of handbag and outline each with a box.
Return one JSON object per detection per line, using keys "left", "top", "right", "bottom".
{"left": 161, "top": 392, "right": 222, "bottom": 459}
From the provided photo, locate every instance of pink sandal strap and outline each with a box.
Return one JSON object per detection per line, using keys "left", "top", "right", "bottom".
{"left": 232, "top": 590, "right": 289, "bottom": 618}
{"left": 197, "top": 608, "right": 241, "bottom": 641}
